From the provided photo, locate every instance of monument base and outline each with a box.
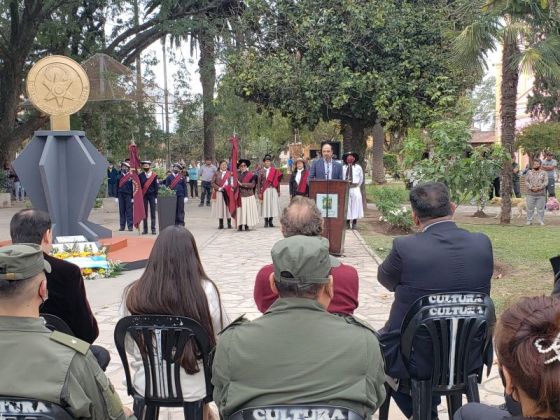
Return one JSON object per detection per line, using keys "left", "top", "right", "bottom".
{"left": 12, "top": 130, "right": 111, "bottom": 241}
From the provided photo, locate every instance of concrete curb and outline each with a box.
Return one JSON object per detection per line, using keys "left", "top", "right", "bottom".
{"left": 351, "top": 229, "right": 383, "bottom": 265}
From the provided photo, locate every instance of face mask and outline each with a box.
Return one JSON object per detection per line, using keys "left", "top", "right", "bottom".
{"left": 173, "top": 169, "right": 179, "bottom": 174}
{"left": 122, "top": 168, "right": 129, "bottom": 173}
{"left": 143, "top": 167, "right": 150, "bottom": 172}
{"left": 346, "top": 156, "right": 355, "bottom": 164}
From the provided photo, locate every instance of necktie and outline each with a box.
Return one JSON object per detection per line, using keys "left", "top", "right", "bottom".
{"left": 326, "top": 163, "right": 330, "bottom": 180}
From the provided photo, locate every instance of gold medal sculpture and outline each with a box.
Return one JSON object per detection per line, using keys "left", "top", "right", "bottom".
{"left": 13, "top": 55, "right": 111, "bottom": 241}
{"left": 26, "top": 55, "right": 90, "bottom": 130}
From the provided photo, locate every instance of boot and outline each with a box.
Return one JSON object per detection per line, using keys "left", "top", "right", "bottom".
{"left": 346, "top": 220, "right": 350, "bottom": 229}
{"left": 227, "top": 218, "right": 232, "bottom": 229}
{"left": 218, "top": 219, "right": 224, "bottom": 229}
{"left": 352, "top": 219, "right": 357, "bottom": 229}
{"left": 238, "top": 224, "right": 243, "bottom": 231}
{"left": 245, "top": 225, "right": 249, "bottom": 231}
{"left": 268, "top": 217, "right": 274, "bottom": 228}
{"left": 264, "top": 218, "right": 269, "bottom": 228}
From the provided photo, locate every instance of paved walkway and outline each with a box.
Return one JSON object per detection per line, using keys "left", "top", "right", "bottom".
{"left": 0, "top": 187, "right": 505, "bottom": 419}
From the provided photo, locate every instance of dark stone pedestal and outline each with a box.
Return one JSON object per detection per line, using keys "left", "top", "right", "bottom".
{"left": 13, "top": 130, "right": 111, "bottom": 241}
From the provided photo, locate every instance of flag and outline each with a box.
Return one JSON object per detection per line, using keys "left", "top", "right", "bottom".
{"left": 129, "top": 143, "right": 145, "bottom": 229}
{"left": 228, "top": 135, "right": 240, "bottom": 218}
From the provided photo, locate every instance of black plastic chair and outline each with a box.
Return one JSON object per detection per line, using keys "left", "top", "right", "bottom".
{"left": 114, "top": 315, "right": 214, "bottom": 420}
{"left": 229, "top": 405, "right": 364, "bottom": 420}
{"left": 39, "top": 313, "right": 74, "bottom": 336}
{"left": 0, "top": 396, "right": 73, "bottom": 419}
{"left": 379, "top": 292, "right": 496, "bottom": 420}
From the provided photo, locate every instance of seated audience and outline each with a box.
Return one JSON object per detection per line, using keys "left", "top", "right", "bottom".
{"left": 253, "top": 196, "right": 359, "bottom": 314}
{"left": 9, "top": 209, "right": 110, "bottom": 370}
{"left": 121, "top": 225, "right": 229, "bottom": 417}
{"left": 213, "top": 235, "right": 386, "bottom": 418}
{"left": 454, "top": 295, "right": 560, "bottom": 420}
{"left": 0, "top": 244, "right": 134, "bottom": 419}
{"left": 377, "top": 182, "right": 493, "bottom": 418}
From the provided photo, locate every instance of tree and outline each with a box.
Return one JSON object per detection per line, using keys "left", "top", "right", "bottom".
{"left": 225, "top": 0, "right": 468, "bottom": 182}
{"left": 0, "top": 0, "right": 237, "bottom": 165}
{"left": 403, "top": 120, "right": 508, "bottom": 214}
{"left": 144, "top": 0, "right": 244, "bottom": 162}
{"left": 471, "top": 76, "right": 496, "bottom": 130}
{"left": 527, "top": 74, "right": 560, "bottom": 121}
{"left": 516, "top": 121, "right": 560, "bottom": 159}
{"left": 453, "top": 0, "right": 560, "bottom": 224}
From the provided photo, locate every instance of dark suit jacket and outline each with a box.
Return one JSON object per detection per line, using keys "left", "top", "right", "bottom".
{"left": 309, "top": 158, "right": 343, "bottom": 181}
{"left": 164, "top": 173, "right": 187, "bottom": 197}
{"left": 116, "top": 172, "right": 133, "bottom": 196}
{"left": 377, "top": 221, "right": 493, "bottom": 378}
{"left": 40, "top": 253, "right": 99, "bottom": 344}
{"left": 139, "top": 172, "right": 159, "bottom": 197}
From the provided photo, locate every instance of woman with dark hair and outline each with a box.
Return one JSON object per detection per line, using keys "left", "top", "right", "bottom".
{"left": 120, "top": 225, "right": 230, "bottom": 414}
{"left": 455, "top": 295, "right": 560, "bottom": 420}
{"left": 289, "top": 157, "right": 309, "bottom": 198}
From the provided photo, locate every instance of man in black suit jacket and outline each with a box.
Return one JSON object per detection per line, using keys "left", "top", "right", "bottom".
{"left": 309, "top": 143, "right": 343, "bottom": 181}
{"left": 10, "top": 209, "right": 110, "bottom": 370}
{"left": 377, "top": 182, "right": 493, "bottom": 418}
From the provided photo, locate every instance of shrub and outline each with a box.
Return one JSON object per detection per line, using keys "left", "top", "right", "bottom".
{"left": 382, "top": 207, "right": 413, "bottom": 231}
{"left": 371, "top": 186, "right": 413, "bottom": 231}
{"left": 383, "top": 153, "right": 398, "bottom": 177}
{"left": 158, "top": 185, "right": 176, "bottom": 197}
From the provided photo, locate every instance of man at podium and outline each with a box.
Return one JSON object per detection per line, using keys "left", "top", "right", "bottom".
{"left": 309, "top": 142, "right": 343, "bottom": 181}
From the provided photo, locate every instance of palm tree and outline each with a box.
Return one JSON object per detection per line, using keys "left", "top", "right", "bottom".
{"left": 454, "top": 0, "right": 560, "bottom": 224}
{"left": 146, "top": 0, "right": 244, "bottom": 162}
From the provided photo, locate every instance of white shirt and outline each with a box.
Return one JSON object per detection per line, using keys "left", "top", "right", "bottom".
{"left": 295, "top": 168, "right": 303, "bottom": 185}
{"left": 144, "top": 171, "right": 152, "bottom": 178}
{"left": 265, "top": 167, "right": 270, "bottom": 178}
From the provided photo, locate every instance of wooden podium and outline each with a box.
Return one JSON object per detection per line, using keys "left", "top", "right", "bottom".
{"left": 309, "top": 180, "right": 349, "bottom": 256}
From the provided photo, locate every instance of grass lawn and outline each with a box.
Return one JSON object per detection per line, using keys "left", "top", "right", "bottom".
{"left": 359, "top": 213, "right": 559, "bottom": 314}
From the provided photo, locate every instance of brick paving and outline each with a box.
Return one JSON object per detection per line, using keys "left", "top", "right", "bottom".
{"left": 0, "top": 186, "right": 505, "bottom": 419}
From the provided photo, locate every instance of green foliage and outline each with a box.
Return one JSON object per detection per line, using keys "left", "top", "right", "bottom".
{"left": 527, "top": 74, "right": 560, "bottom": 121}
{"left": 370, "top": 186, "right": 413, "bottom": 231}
{"left": 471, "top": 76, "right": 496, "bottom": 130}
{"left": 225, "top": 0, "right": 470, "bottom": 137}
{"left": 383, "top": 153, "right": 398, "bottom": 177}
{"left": 403, "top": 119, "right": 508, "bottom": 211}
{"left": 158, "top": 185, "right": 176, "bottom": 197}
{"left": 516, "top": 122, "right": 560, "bottom": 156}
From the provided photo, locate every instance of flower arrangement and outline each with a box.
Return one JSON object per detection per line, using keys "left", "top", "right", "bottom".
{"left": 51, "top": 243, "right": 123, "bottom": 280}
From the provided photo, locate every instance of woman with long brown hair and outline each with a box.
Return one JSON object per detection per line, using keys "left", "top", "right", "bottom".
{"left": 120, "top": 225, "right": 230, "bottom": 411}
{"left": 455, "top": 295, "right": 560, "bottom": 420}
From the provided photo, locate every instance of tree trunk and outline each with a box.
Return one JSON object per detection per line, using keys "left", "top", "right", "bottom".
{"left": 199, "top": 28, "right": 216, "bottom": 162}
{"left": 371, "top": 121, "right": 386, "bottom": 184}
{"left": 499, "top": 37, "right": 520, "bottom": 225}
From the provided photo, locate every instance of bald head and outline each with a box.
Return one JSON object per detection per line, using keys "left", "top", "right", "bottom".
{"left": 280, "top": 197, "right": 323, "bottom": 237}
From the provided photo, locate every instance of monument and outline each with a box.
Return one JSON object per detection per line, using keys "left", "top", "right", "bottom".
{"left": 12, "top": 55, "right": 111, "bottom": 241}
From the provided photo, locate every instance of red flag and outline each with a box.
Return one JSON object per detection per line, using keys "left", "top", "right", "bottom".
{"left": 129, "top": 144, "right": 145, "bottom": 229}
{"left": 229, "top": 136, "right": 240, "bottom": 219}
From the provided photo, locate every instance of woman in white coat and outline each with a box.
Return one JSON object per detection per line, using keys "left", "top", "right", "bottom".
{"left": 342, "top": 152, "right": 364, "bottom": 229}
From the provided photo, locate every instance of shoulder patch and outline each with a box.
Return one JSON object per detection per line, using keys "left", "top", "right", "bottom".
{"left": 218, "top": 314, "right": 249, "bottom": 335}
{"left": 50, "top": 331, "right": 90, "bottom": 355}
{"left": 343, "top": 315, "right": 379, "bottom": 337}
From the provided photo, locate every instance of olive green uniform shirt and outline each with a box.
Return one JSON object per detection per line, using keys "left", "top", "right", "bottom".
{"left": 0, "top": 316, "right": 134, "bottom": 420}
{"left": 212, "top": 298, "right": 386, "bottom": 418}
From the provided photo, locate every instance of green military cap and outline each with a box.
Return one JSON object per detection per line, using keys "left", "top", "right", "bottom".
{"left": 271, "top": 235, "right": 340, "bottom": 284}
{"left": 0, "top": 244, "right": 51, "bottom": 281}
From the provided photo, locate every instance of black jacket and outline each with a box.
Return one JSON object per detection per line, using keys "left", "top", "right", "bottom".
{"left": 40, "top": 253, "right": 99, "bottom": 344}
{"left": 377, "top": 221, "right": 493, "bottom": 378}
{"left": 139, "top": 172, "right": 159, "bottom": 197}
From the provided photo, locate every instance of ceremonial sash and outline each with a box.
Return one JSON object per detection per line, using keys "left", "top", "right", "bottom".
{"left": 260, "top": 167, "right": 282, "bottom": 199}
{"left": 240, "top": 171, "right": 254, "bottom": 184}
{"left": 169, "top": 174, "right": 184, "bottom": 190}
{"left": 297, "top": 170, "right": 309, "bottom": 194}
{"left": 212, "top": 171, "right": 231, "bottom": 200}
{"left": 141, "top": 173, "right": 157, "bottom": 195}
{"left": 118, "top": 173, "right": 132, "bottom": 188}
